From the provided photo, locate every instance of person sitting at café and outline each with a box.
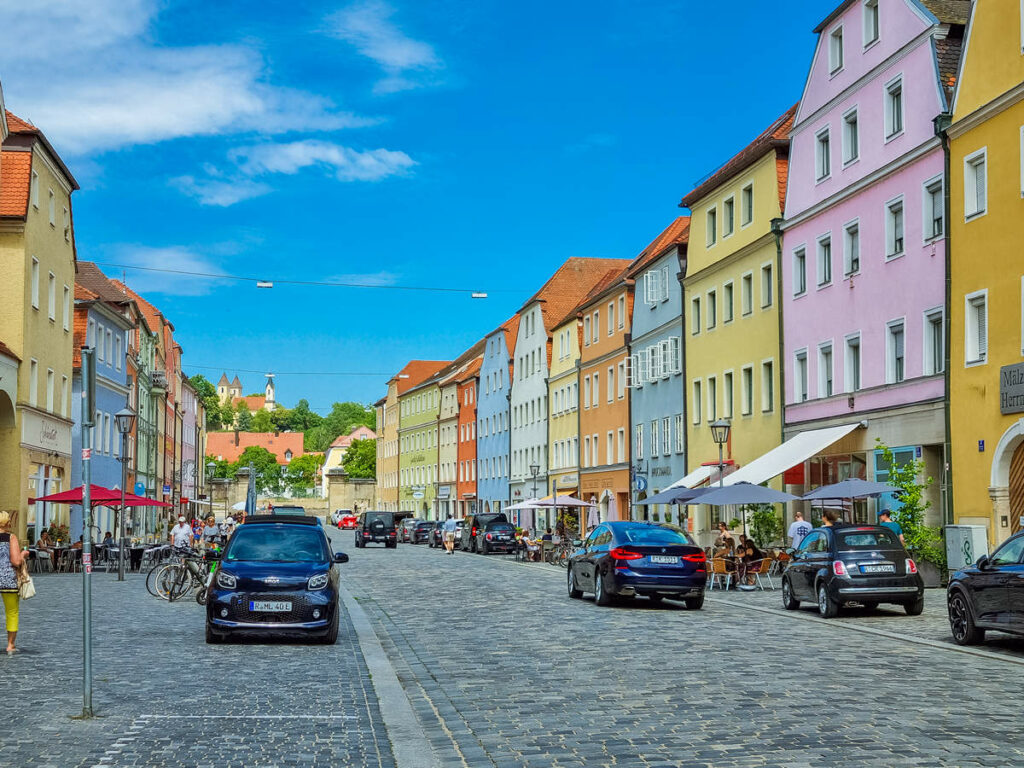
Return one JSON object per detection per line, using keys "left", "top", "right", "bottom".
{"left": 736, "top": 538, "right": 765, "bottom": 589}
{"left": 714, "top": 521, "right": 734, "bottom": 550}
{"left": 541, "top": 528, "right": 553, "bottom": 542}
{"left": 101, "top": 531, "right": 115, "bottom": 548}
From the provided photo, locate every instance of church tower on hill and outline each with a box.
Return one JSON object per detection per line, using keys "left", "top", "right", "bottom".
{"left": 265, "top": 373, "right": 276, "bottom": 412}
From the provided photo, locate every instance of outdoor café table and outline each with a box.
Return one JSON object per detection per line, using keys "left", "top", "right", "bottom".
{"left": 129, "top": 546, "right": 147, "bottom": 572}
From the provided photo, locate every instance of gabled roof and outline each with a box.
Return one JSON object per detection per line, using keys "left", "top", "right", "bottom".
{"left": 680, "top": 104, "right": 797, "bottom": 211}
{"left": 76, "top": 262, "right": 135, "bottom": 307}
{"left": 328, "top": 425, "right": 377, "bottom": 449}
{"left": 0, "top": 149, "right": 31, "bottom": 218}
{"left": 207, "top": 431, "right": 304, "bottom": 465}
{"left": 574, "top": 266, "right": 630, "bottom": 314}
{"left": 437, "top": 338, "right": 487, "bottom": 387}
{"left": 3, "top": 110, "right": 78, "bottom": 190}
{"left": 232, "top": 395, "right": 266, "bottom": 411}
{"left": 455, "top": 356, "right": 482, "bottom": 384}
{"left": 919, "top": 0, "right": 970, "bottom": 24}
{"left": 497, "top": 313, "right": 521, "bottom": 357}
{"left": 395, "top": 360, "right": 449, "bottom": 395}
{"left": 110, "top": 279, "right": 174, "bottom": 334}
{"left": 519, "top": 257, "right": 632, "bottom": 334}
{"left": 627, "top": 217, "right": 690, "bottom": 279}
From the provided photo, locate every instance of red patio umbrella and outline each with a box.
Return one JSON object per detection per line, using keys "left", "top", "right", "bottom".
{"left": 119, "top": 492, "right": 172, "bottom": 508}
{"left": 30, "top": 485, "right": 172, "bottom": 507}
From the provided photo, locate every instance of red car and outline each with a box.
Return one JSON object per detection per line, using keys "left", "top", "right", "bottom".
{"left": 338, "top": 515, "right": 358, "bottom": 529}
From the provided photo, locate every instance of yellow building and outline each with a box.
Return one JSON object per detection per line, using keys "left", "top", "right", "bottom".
{"left": 547, "top": 311, "right": 581, "bottom": 505}
{"left": 948, "top": 0, "right": 1024, "bottom": 545}
{"left": 374, "top": 388, "right": 397, "bottom": 511}
{"left": 0, "top": 109, "right": 78, "bottom": 542}
{"left": 679, "top": 107, "right": 794, "bottom": 540}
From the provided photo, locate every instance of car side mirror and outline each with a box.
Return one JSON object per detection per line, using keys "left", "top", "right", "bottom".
{"left": 976, "top": 554, "right": 989, "bottom": 570}
{"left": 572, "top": 539, "right": 582, "bottom": 547}
{"left": 334, "top": 552, "right": 349, "bottom": 564}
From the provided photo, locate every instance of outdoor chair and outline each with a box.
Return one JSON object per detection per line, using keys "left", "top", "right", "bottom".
{"left": 707, "top": 558, "right": 733, "bottom": 591}
{"left": 541, "top": 541, "right": 556, "bottom": 564}
{"left": 770, "top": 551, "right": 791, "bottom": 576}
{"left": 750, "top": 558, "right": 776, "bottom": 591}
{"left": 140, "top": 545, "right": 168, "bottom": 571}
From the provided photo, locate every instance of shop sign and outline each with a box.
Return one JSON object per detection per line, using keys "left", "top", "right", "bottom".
{"left": 558, "top": 474, "right": 578, "bottom": 487}
{"left": 1000, "top": 363, "right": 1024, "bottom": 414}
{"left": 651, "top": 466, "right": 672, "bottom": 477}
{"left": 21, "top": 408, "right": 70, "bottom": 455}
{"left": 437, "top": 486, "right": 451, "bottom": 498}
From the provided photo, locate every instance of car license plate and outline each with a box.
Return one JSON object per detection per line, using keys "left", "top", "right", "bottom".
{"left": 250, "top": 600, "right": 291, "bottom": 612}
{"left": 860, "top": 564, "right": 895, "bottom": 574}
{"left": 650, "top": 555, "right": 678, "bottom": 564}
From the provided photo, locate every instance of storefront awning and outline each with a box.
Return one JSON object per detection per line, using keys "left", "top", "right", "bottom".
{"left": 666, "top": 464, "right": 715, "bottom": 490}
{"left": 722, "top": 422, "right": 864, "bottom": 487}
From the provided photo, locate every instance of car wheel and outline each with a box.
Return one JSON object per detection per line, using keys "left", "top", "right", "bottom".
{"left": 595, "top": 569, "right": 613, "bottom": 606}
{"left": 949, "top": 592, "right": 985, "bottom": 645}
{"left": 387, "top": 541, "right": 397, "bottom": 549}
{"left": 781, "top": 578, "right": 799, "bottom": 610}
{"left": 684, "top": 594, "right": 704, "bottom": 610}
{"left": 904, "top": 595, "right": 925, "bottom": 616}
{"left": 320, "top": 612, "right": 339, "bottom": 645}
{"left": 817, "top": 583, "right": 838, "bottom": 618}
{"left": 567, "top": 567, "right": 583, "bottom": 599}
{"left": 647, "top": 594, "right": 664, "bottom": 604}
{"left": 470, "top": 539, "right": 478, "bottom": 554}
{"left": 205, "top": 623, "right": 224, "bottom": 644}
{"left": 480, "top": 540, "right": 488, "bottom": 555}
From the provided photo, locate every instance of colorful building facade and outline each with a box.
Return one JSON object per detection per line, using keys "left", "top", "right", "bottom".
{"left": 547, "top": 312, "right": 581, "bottom": 526}
{"left": 455, "top": 359, "right": 481, "bottom": 518}
{"left": 476, "top": 316, "right": 519, "bottom": 517}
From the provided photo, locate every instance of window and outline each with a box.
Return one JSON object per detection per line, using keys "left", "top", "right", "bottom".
{"left": 761, "top": 264, "right": 773, "bottom": 308}
{"left": 31, "top": 257, "right": 39, "bottom": 309}
{"left": 707, "top": 376, "right": 717, "bottom": 421}
{"left": 844, "top": 221, "right": 860, "bottom": 275}
{"left": 794, "top": 350, "right": 808, "bottom": 402}
{"left": 607, "top": 365, "right": 614, "bottom": 402}
{"left": 818, "top": 343, "right": 834, "bottom": 398}
{"left": 62, "top": 286, "right": 70, "bottom": 330}
{"left": 964, "top": 149, "right": 987, "bottom": 219}
{"left": 607, "top": 432, "right": 614, "bottom": 465}
{"left": 741, "top": 274, "right": 753, "bottom": 315}
{"left": 650, "top": 345, "right": 663, "bottom": 380}
{"left": 651, "top": 419, "right": 660, "bottom": 456}
{"left": 707, "top": 289, "right": 717, "bottom": 329}
{"left": 30, "top": 171, "right": 39, "bottom": 208}
{"left": 761, "top": 361, "right": 774, "bottom": 412}
{"left": 63, "top": 207, "right": 70, "bottom": 241}
{"left": 817, "top": 236, "right": 832, "bottom": 287}
{"left": 583, "top": 315, "right": 591, "bottom": 345}
{"left": 618, "top": 295, "right": 625, "bottom": 328}
{"left": 924, "top": 308, "right": 944, "bottom": 376}
{"left": 723, "top": 371, "right": 734, "bottom": 418}
{"left": 965, "top": 291, "right": 988, "bottom": 365}
{"left": 923, "top": 176, "right": 944, "bottom": 240}
{"left": 707, "top": 207, "right": 717, "bottom": 246}
{"left": 741, "top": 184, "right": 753, "bottom": 226}
{"left": 583, "top": 436, "right": 591, "bottom": 468}
{"left": 645, "top": 269, "right": 669, "bottom": 305}
{"left": 61, "top": 375, "right": 68, "bottom": 418}
{"left": 886, "top": 198, "right": 905, "bottom": 257}
{"left": 47, "top": 273, "right": 56, "bottom": 320}
{"left": 887, "top": 320, "right": 906, "bottom": 383}
{"left": 617, "top": 361, "right": 626, "bottom": 398}
{"left": 674, "top": 414, "right": 684, "bottom": 453}
{"left": 741, "top": 366, "right": 753, "bottom": 415}
{"left": 723, "top": 197, "right": 735, "bottom": 237}
{"left": 829, "top": 26, "right": 844, "bottom": 73}
{"left": 793, "top": 248, "right": 807, "bottom": 295}
{"left": 845, "top": 334, "right": 862, "bottom": 391}
{"left": 48, "top": 190, "right": 55, "bottom": 226}
{"left": 692, "top": 380, "right": 702, "bottom": 425}
{"left": 723, "top": 282, "right": 734, "bottom": 322}
{"left": 583, "top": 375, "right": 591, "bottom": 408}
{"left": 29, "top": 360, "right": 38, "bottom": 407}
{"left": 666, "top": 337, "right": 681, "bottom": 374}
{"left": 816, "top": 128, "right": 832, "bottom": 180}
{"left": 608, "top": 302, "right": 615, "bottom": 335}
{"left": 115, "top": 335, "right": 122, "bottom": 370}
{"left": 591, "top": 373, "right": 599, "bottom": 407}
{"left": 863, "top": 0, "right": 879, "bottom": 46}
{"left": 46, "top": 369, "right": 54, "bottom": 411}
{"left": 843, "top": 108, "right": 859, "bottom": 164}
{"left": 885, "top": 77, "right": 904, "bottom": 139}
{"left": 592, "top": 312, "right": 599, "bottom": 343}
{"left": 691, "top": 297, "right": 702, "bottom": 335}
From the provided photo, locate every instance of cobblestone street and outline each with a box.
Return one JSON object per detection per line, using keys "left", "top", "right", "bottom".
{"left": 2, "top": 531, "right": 1024, "bottom": 767}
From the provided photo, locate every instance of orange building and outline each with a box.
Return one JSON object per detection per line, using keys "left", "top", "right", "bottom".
{"left": 207, "top": 430, "right": 304, "bottom": 465}
{"left": 577, "top": 267, "right": 634, "bottom": 524}
{"left": 455, "top": 357, "right": 481, "bottom": 517}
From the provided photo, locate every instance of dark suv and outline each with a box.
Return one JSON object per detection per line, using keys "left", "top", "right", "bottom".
{"left": 781, "top": 525, "right": 924, "bottom": 617}
{"left": 460, "top": 512, "right": 509, "bottom": 553}
{"left": 355, "top": 511, "right": 398, "bottom": 548}
{"left": 412, "top": 520, "right": 436, "bottom": 544}
{"left": 947, "top": 531, "right": 1024, "bottom": 646}
{"left": 477, "top": 520, "right": 516, "bottom": 554}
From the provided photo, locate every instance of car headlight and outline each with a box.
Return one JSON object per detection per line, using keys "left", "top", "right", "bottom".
{"left": 216, "top": 571, "right": 237, "bottom": 589}
{"left": 307, "top": 572, "right": 330, "bottom": 590}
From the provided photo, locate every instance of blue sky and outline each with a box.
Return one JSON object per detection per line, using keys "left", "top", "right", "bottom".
{"left": 0, "top": 1, "right": 826, "bottom": 413}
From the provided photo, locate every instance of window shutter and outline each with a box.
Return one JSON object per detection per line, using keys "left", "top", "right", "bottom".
{"left": 649, "top": 345, "right": 662, "bottom": 379}
{"left": 978, "top": 301, "right": 988, "bottom": 359}
{"left": 625, "top": 355, "right": 635, "bottom": 388}
{"left": 660, "top": 266, "right": 670, "bottom": 301}
{"left": 976, "top": 160, "right": 987, "bottom": 212}
{"left": 668, "top": 336, "right": 681, "bottom": 374}
{"left": 644, "top": 272, "right": 654, "bottom": 305}
{"left": 637, "top": 350, "right": 649, "bottom": 385}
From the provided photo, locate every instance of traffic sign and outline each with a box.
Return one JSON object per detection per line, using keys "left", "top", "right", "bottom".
{"left": 134, "top": 482, "right": 146, "bottom": 495}
{"left": 162, "top": 485, "right": 171, "bottom": 495}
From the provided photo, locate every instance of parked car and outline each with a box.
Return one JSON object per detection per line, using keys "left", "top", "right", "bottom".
{"left": 477, "top": 520, "right": 516, "bottom": 554}
{"left": 412, "top": 520, "right": 436, "bottom": 544}
{"left": 332, "top": 509, "right": 357, "bottom": 528}
{"left": 432, "top": 520, "right": 464, "bottom": 548}
{"left": 947, "top": 531, "right": 1024, "bottom": 645}
{"left": 459, "top": 513, "right": 509, "bottom": 552}
{"left": 567, "top": 521, "right": 706, "bottom": 608}
{"left": 399, "top": 518, "right": 423, "bottom": 543}
{"left": 205, "top": 514, "right": 348, "bottom": 644}
{"left": 781, "top": 525, "right": 924, "bottom": 617}
{"left": 354, "top": 511, "right": 398, "bottom": 548}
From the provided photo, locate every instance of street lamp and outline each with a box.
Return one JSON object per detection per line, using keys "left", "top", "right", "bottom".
{"left": 709, "top": 419, "right": 731, "bottom": 489}
{"left": 114, "top": 406, "right": 136, "bottom": 581}
{"left": 530, "top": 463, "right": 540, "bottom": 531}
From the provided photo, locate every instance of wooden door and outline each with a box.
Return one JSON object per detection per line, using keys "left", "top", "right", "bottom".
{"left": 1010, "top": 443, "right": 1024, "bottom": 534}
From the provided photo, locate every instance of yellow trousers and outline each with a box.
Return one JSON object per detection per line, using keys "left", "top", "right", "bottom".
{"left": 2, "top": 591, "right": 18, "bottom": 632}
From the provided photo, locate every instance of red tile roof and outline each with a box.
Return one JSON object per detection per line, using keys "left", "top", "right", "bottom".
{"left": 679, "top": 104, "right": 797, "bottom": 211}
{"left": 499, "top": 313, "right": 521, "bottom": 357}
{"left": 4, "top": 111, "right": 37, "bottom": 134}
{"left": 0, "top": 340, "right": 20, "bottom": 361}
{"left": 76, "top": 262, "right": 134, "bottom": 306}
{"left": 3, "top": 111, "right": 78, "bottom": 190}
{"left": 207, "top": 431, "right": 305, "bottom": 464}
{"left": 395, "top": 360, "right": 449, "bottom": 394}
{"left": 110, "top": 279, "right": 174, "bottom": 334}
{"left": 520, "top": 257, "right": 632, "bottom": 334}
{"left": 627, "top": 216, "right": 690, "bottom": 278}
{"left": 329, "top": 425, "right": 377, "bottom": 449}
{"left": 0, "top": 149, "right": 31, "bottom": 218}
{"left": 232, "top": 395, "right": 266, "bottom": 411}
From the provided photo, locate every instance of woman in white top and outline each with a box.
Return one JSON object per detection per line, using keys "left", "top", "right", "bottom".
{"left": 0, "top": 510, "right": 29, "bottom": 654}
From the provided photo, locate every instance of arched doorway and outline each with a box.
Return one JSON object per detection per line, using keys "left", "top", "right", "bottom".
{"left": 1011, "top": 443, "right": 1024, "bottom": 535}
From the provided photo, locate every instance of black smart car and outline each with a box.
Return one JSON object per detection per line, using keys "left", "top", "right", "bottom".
{"left": 477, "top": 520, "right": 516, "bottom": 554}
{"left": 460, "top": 512, "right": 509, "bottom": 552}
{"left": 205, "top": 515, "right": 348, "bottom": 644}
{"left": 355, "top": 511, "right": 398, "bottom": 548}
{"left": 947, "top": 531, "right": 1024, "bottom": 646}
{"left": 781, "top": 525, "right": 924, "bottom": 617}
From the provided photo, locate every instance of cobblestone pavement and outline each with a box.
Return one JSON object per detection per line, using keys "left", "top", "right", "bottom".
{"left": 336, "top": 534, "right": 1024, "bottom": 768}
{"left": 0, "top": 564, "right": 392, "bottom": 768}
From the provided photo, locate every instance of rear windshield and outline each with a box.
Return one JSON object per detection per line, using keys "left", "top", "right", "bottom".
{"left": 838, "top": 530, "right": 900, "bottom": 549}
{"left": 225, "top": 525, "right": 329, "bottom": 563}
{"left": 365, "top": 513, "right": 394, "bottom": 526}
{"left": 619, "top": 525, "right": 694, "bottom": 546}
{"left": 486, "top": 522, "right": 514, "bottom": 531}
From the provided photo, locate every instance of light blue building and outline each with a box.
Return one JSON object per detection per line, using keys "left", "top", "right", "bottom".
{"left": 475, "top": 315, "right": 518, "bottom": 517}
{"left": 71, "top": 289, "right": 133, "bottom": 540}
{"left": 628, "top": 218, "right": 689, "bottom": 524}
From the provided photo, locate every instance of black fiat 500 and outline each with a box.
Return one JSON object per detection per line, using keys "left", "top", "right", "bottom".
{"left": 567, "top": 521, "right": 707, "bottom": 608}
{"left": 781, "top": 525, "right": 924, "bottom": 617}
{"left": 205, "top": 515, "right": 348, "bottom": 644}
{"left": 947, "top": 531, "right": 1024, "bottom": 646}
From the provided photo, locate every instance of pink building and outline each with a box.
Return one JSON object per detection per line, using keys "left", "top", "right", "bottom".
{"left": 780, "top": 0, "right": 967, "bottom": 524}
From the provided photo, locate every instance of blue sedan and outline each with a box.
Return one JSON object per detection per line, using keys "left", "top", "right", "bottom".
{"left": 567, "top": 521, "right": 707, "bottom": 609}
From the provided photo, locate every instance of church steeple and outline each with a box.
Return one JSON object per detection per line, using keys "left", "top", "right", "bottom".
{"left": 265, "top": 373, "right": 276, "bottom": 412}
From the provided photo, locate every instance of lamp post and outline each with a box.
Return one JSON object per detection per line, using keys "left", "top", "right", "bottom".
{"left": 206, "top": 461, "right": 216, "bottom": 520}
{"left": 114, "top": 406, "right": 136, "bottom": 581}
{"left": 709, "top": 419, "right": 731, "bottom": 489}
{"left": 530, "top": 463, "right": 540, "bottom": 530}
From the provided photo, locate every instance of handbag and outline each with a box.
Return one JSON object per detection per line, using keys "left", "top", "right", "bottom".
{"left": 16, "top": 562, "right": 35, "bottom": 600}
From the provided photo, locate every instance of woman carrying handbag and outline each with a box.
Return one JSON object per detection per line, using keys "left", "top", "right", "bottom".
{"left": 0, "top": 510, "right": 29, "bottom": 654}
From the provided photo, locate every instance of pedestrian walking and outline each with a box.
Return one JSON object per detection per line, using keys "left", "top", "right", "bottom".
{"left": 878, "top": 510, "right": 905, "bottom": 545}
{"left": 442, "top": 514, "right": 458, "bottom": 554}
{"left": 169, "top": 515, "right": 192, "bottom": 550}
{"left": 787, "top": 511, "right": 812, "bottom": 550}
{"left": 0, "top": 510, "right": 29, "bottom": 654}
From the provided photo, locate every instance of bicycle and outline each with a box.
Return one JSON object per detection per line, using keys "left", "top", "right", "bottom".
{"left": 146, "top": 547, "right": 205, "bottom": 602}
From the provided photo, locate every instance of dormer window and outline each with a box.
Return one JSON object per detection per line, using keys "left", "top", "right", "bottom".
{"left": 284, "top": 450, "right": 293, "bottom": 462}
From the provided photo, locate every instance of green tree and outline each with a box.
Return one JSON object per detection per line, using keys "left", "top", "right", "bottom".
{"left": 289, "top": 399, "right": 322, "bottom": 432}
{"left": 875, "top": 439, "right": 944, "bottom": 568}
{"left": 204, "top": 456, "right": 232, "bottom": 478}
{"left": 270, "top": 407, "right": 293, "bottom": 431}
{"left": 341, "top": 438, "right": 377, "bottom": 479}
{"left": 219, "top": 402, "right": 236, "bottom": 429}
{"left": 231, "top": 445, "right": 282, "bottom": 494}
{"left": 251, "top": 409, "right": 273, "bottom": 432}
{"left": 747, "top": 504, "right": 783, "bottom": 548}
{"left": 189, "top": 374, "right": 224, "bottom": 430}
{"left": 285, "top": 453, "right": 325, "bottom": 492}
{"left": 236, "top": 407, "right": 254, "bottom": 431}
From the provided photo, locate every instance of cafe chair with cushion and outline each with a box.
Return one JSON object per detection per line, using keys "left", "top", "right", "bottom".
{"left": 770, "top": 550, "right": 791, "bottom": 576}
{"left": 707, "top": 558, "right": 733, "bottom": 591}
{"left": 750, "top": 558, "right": 776, "bottom": 590}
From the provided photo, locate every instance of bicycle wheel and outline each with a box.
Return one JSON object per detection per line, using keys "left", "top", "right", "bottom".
{"left": 169, "top": 564, "right": 197, "bottom": 602}
{"left": 145, "top": 560, "right": 168, "bottom": 597}
{"left": 153, "top": 563, "right": 182, "bottom": 601}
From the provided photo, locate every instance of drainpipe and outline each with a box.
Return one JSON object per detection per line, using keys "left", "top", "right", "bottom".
{"left": 506, "top": 389, "right": 512, "bottom": 514}
{"left": 935, "top": 111, "right": 954, "bottom": 526}
{"left": 624, "top": 328, "right": 632, "bottom": 522}
{"left": 771, "top": 218, "right": 787, "bottom": 449}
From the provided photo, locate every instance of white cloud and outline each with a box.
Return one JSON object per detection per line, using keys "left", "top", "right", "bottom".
{"left": 0, "top": 0, "right": 372, "bottom": 154}
{"left": 169, "top": 175, "right": 273, "bottom": 207}
{"left": 326, "top": 1, "right": 443, "bottom": 94}
{"left": 230, "top": 140, "right": 416, "bottom": 181}
{"left": 108, "top": 245, "right": 231, "bottom": 297}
